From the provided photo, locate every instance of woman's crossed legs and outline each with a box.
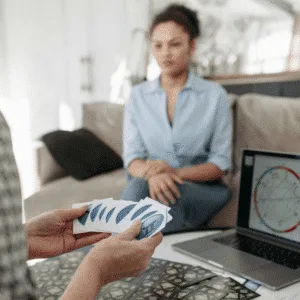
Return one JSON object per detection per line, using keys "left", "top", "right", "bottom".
{"left": 121, "top": 178, "right": 230, "bottom": 234}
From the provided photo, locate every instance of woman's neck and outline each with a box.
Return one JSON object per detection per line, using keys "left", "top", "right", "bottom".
{"left": 160, "top": 70, "right": 189, "bottom": 91}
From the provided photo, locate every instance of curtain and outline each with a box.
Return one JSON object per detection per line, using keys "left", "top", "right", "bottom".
{"left": 287, "top": 13, "right": 300, "bottom": 71}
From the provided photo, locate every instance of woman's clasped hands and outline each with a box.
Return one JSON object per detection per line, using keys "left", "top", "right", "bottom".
{"left": 144, "top": 160, "right": 183, "bottom": 205}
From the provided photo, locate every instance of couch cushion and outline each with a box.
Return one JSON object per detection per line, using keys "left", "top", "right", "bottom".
{"left": 42, "top": 128, "right": 123, "bottom": 180}
{"left": 208, "top": 171, "right": 240, "bottom": 228}
{"left": 36, "top": 142, "right": 67, "bottom": 185}
{"left": 82, "top": 102, "right": 124, "bottom": 156}
{"left": 234, "top": 94, "right": 300, "bottom": 171}
{"left": 24, "top": 168, "right": 126, "bottom": 221}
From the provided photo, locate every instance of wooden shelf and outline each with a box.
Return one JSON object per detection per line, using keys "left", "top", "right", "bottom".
{"left": 205, "top": 71, "right": 300, "bottom": 85}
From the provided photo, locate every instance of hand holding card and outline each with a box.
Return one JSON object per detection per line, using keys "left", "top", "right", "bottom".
{"left": 73, "top": 198, "right": 172, "bottom": 239}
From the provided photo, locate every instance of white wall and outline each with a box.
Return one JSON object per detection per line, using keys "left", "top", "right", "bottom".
{"left": 1, "top": 0, "right": 130, "bottom": 197}
{"left": 1, "top": 0, "right": 67, "bottom": 197}
{"left": 3, "top": 0, "right": 66, "bottom": 140}
{"left": 89, "top": 0, "right": 129, "bottom": 102}
{"left": 63, "top": 0, "right": 129, "bottom": 128}
{"left": 2, "top": 0, "right": 129, "bottom": 140}
{"left": 0, "top": 0, "right": 9, "bottom": 106}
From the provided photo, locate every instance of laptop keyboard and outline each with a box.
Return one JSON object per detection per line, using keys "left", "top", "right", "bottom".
{"left": 214, "top": 233, "right": 300, "bottom": 270}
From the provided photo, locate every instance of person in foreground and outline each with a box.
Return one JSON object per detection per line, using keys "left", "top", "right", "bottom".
{"left": 122, "top": 4, "right": 233, "bottom": 233}
{"left": 0, "top": 111, "right": 162, "bottom": 300}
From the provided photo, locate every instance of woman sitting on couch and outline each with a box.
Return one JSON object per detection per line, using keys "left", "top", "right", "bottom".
{"left": 122, "top": 4, "right": 233, "bottom": 233}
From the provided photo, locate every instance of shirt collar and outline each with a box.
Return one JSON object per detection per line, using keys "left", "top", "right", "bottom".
{"left": 144, "top": 71, "right": 197, "bottom": 94}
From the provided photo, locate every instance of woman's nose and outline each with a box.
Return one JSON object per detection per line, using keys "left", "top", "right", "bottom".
{"left": 161, "top": 46, "right": 172, "bottom": 58}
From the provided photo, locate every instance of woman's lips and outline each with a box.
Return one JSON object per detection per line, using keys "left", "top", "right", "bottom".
{"left": 162, "top": 61, "right": 174, "bottom": 66}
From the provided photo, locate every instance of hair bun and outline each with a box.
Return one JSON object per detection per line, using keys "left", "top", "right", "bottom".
{"left": 150, "top": 4, "right": 201, "bottom": 39}
{"left": 166, "top": 4, "right": 200, "bottom": 38}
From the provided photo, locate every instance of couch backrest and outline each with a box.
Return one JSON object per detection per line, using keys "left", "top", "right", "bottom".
{"left": 82, "top": 102, "right": 124, "bottom": 156}
{"left": 82, "top": 95, "right": 300, "bottom": 177}
{"left": 234, "top": 93, "right": 300, "bottom": 171}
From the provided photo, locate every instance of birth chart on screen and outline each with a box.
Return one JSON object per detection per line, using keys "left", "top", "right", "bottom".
{"left": 249, "top": 155, "right": 300, "bottom": 242}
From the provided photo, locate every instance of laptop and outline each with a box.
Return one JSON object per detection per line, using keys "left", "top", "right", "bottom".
{"left": 172, "top": 149, "right": 300, "bottom": 290}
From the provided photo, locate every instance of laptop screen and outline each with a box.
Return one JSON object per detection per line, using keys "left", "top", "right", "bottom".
{"left": 238, "top": 150, "right": 300, "bottom": 243}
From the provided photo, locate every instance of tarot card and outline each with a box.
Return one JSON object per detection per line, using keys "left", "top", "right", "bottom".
{"left": 119, "top": 198, "right": 156, "bottom": 224}
{"left": 73, "top": 198, "right": 172, "bottom": 237}
{"left": 118, "top": 198, "right": 169, "bottom": 239}
{"left": 89, "top": 199, "right": 137, "bottom": 233}
{"left": 73, "top": 198, "right": 113, "bottom": 234}
{"left": 73, "top": 202, "right": 93, "bottom": 234}
{"left": 203, "top": 277, "right": 260, "bottom": 300}
{"left": 123, "top": 198, "right": 171, "bottom": 226}
{"left": 143, "top": 197, "right": 173, "bottom": 222}
{"left": 136, "top": 212, "right": 166, "bottom": 240}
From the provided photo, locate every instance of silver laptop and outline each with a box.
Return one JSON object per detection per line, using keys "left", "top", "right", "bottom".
{"left": 173, "top": 149, "right": 300, "bottom": 290}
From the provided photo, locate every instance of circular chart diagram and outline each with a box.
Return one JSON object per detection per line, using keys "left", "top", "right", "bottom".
{"left": 254, "top": 166, "right": 300, "bottom": 233}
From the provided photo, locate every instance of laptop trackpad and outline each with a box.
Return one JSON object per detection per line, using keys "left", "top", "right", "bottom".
{"left": 202, "top": 245, "right": 269, "bottom": 272}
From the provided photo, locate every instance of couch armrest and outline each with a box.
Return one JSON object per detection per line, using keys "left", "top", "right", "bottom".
{"left": 34, "top": 141, "right": 67, "bottom": 187}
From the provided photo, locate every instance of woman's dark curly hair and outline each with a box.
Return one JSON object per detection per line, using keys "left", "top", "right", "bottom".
{"left": 150, "top": 4, "right": 201, "bottom": 40}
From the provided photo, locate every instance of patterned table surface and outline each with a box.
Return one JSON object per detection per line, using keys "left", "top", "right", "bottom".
{"left": 27, "top": 230, "right": 300, "bottom": 300}
{"left": 153, "top": 231, "right": 300, "bottom": 300}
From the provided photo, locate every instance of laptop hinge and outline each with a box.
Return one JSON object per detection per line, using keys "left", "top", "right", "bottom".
{"left": 236, "top": 226, "right": 300, "bottom": 253}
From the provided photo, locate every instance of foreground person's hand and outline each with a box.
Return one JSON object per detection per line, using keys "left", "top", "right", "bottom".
{"left": 88, "top": 220, "right": 163, "bottom": 284}
{"left": 61, "top": 221, "right": 163, "bottom": 300}
{"left": 148, "top": 172, "right": 183, "bottom": 205}
{"left": 26, "top": 206, "right": 111, "bottom": 259}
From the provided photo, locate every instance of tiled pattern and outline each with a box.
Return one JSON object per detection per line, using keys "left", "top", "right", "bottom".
{"left": 30, "top": 250, "right": 260, "bottom": 300}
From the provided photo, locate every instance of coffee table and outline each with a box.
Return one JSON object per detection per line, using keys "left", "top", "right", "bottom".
{"left": 153, "top": 230, "right": 300, "bottom": 300}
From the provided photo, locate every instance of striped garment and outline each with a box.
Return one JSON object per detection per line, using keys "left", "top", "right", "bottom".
{"left": 0, "top": 111, "right": 37, "bottom": 299}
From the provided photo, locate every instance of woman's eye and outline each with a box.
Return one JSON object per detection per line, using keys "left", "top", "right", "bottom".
{"left": 171, "top": 43, "right": 181, "bottom": 47}
{"left": 154, "top": 44, "right": 161, "bottom": 49}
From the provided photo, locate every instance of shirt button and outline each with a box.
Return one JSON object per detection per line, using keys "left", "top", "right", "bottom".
{"left": 174, "top": 143, "right": 182, "bottom": 151}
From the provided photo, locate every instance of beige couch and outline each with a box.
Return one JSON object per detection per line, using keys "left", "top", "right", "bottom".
{"left": 24, "top": 93, "right": 300, "bottom": 227}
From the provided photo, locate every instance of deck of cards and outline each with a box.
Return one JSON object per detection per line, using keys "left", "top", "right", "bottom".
{"left": 73, "top": 197, "right": 173, "bottom": 240}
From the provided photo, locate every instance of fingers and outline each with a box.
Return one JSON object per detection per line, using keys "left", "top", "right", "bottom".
{"left": 138, "top": 232, "right": 163, "bottom": 252}
{"left": 171, "top": 173, "right": 183, "bottom": 185}
{"left": 149, "top": 185, "right": 156, "bottom": 201}
{"left": 148, "top": 232, "right": 163, "bottom": 247}
{"left": 144, "top": 160, "right": 172, "bottom": 179}
{"left": 118, "top": 220, "right": 142, "bottom": 241}
{"left": 144, "top": 165, "right": 163, "bottom": 179}
{"left": 150, "top": 184, "right": 169, "bottom": 206}
{"left": 157, "top": 192, "right": 170, "bottom": 206}
{"left": 149, "top": 174, "right": 183, "bottom": 205}
{"left": 58, "top": 205, "right": 90, "bottom": 221}
{"left": 162, "top": 189, "right": 176, "bottom": 205}
{"left": 75, "top": 232, "right": 111, "bottom": 249}
{"left": 137, "top": 232, "right": 163, "bottom": 254}
{"left": 166, "top": 178, "right": 181, "bottom": 199}
{"left": 156, "top": 181, "right": 179, "bottom": 205}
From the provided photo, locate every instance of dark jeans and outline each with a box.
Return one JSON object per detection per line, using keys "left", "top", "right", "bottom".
{"left": 121, "top": 178, "right": 230, "bottom": 234}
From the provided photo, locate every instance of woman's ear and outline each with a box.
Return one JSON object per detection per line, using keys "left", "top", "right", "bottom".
{"left": 190, "top": 39, "right": 196, "bottom": 55}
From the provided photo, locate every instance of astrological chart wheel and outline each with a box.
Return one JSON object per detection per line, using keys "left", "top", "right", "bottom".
{"left": 254, "top": 166, "right": 300, "bottom": 233}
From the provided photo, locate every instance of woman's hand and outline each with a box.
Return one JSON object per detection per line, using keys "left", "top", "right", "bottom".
{"left": 148, "top": 172, "right": 183, "bottom": 205}
{"left": 87, "top": 220, "right": 163, "bottom": 285}
{"left": 26, "top": 206, "right": 111, "bottom": 259}
{"left": 144, "top": 160, "right": 175, "bottom": 179}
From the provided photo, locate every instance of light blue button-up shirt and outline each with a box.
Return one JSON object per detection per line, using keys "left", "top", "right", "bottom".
{"left": 123, "top": 72, "right": 232, "bottom": 172}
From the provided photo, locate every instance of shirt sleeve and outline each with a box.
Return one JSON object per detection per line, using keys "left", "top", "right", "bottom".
{"left": 207, "top": 88, "right": 233, "bottom": 171}
{"left": 0, "top": 112, "right": 37, "bottom": 299}
{"left": 123, "top": 88, "right": 148, "bottom": 168}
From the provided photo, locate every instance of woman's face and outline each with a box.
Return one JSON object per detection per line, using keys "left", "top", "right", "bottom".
{"left": 151, "top": 21, "right": 196, "bottom": 77}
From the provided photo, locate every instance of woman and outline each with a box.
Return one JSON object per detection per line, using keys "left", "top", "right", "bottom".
{"left": 122, "top": 4, "right": 232, "bottom": 233}
{"left": 0, "top": 110, "right": 162, "bottom": 300}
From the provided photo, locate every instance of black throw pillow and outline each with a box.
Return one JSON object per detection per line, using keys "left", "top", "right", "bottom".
{"left": 42, "top": 128, "right": 123, "bottom": 180}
